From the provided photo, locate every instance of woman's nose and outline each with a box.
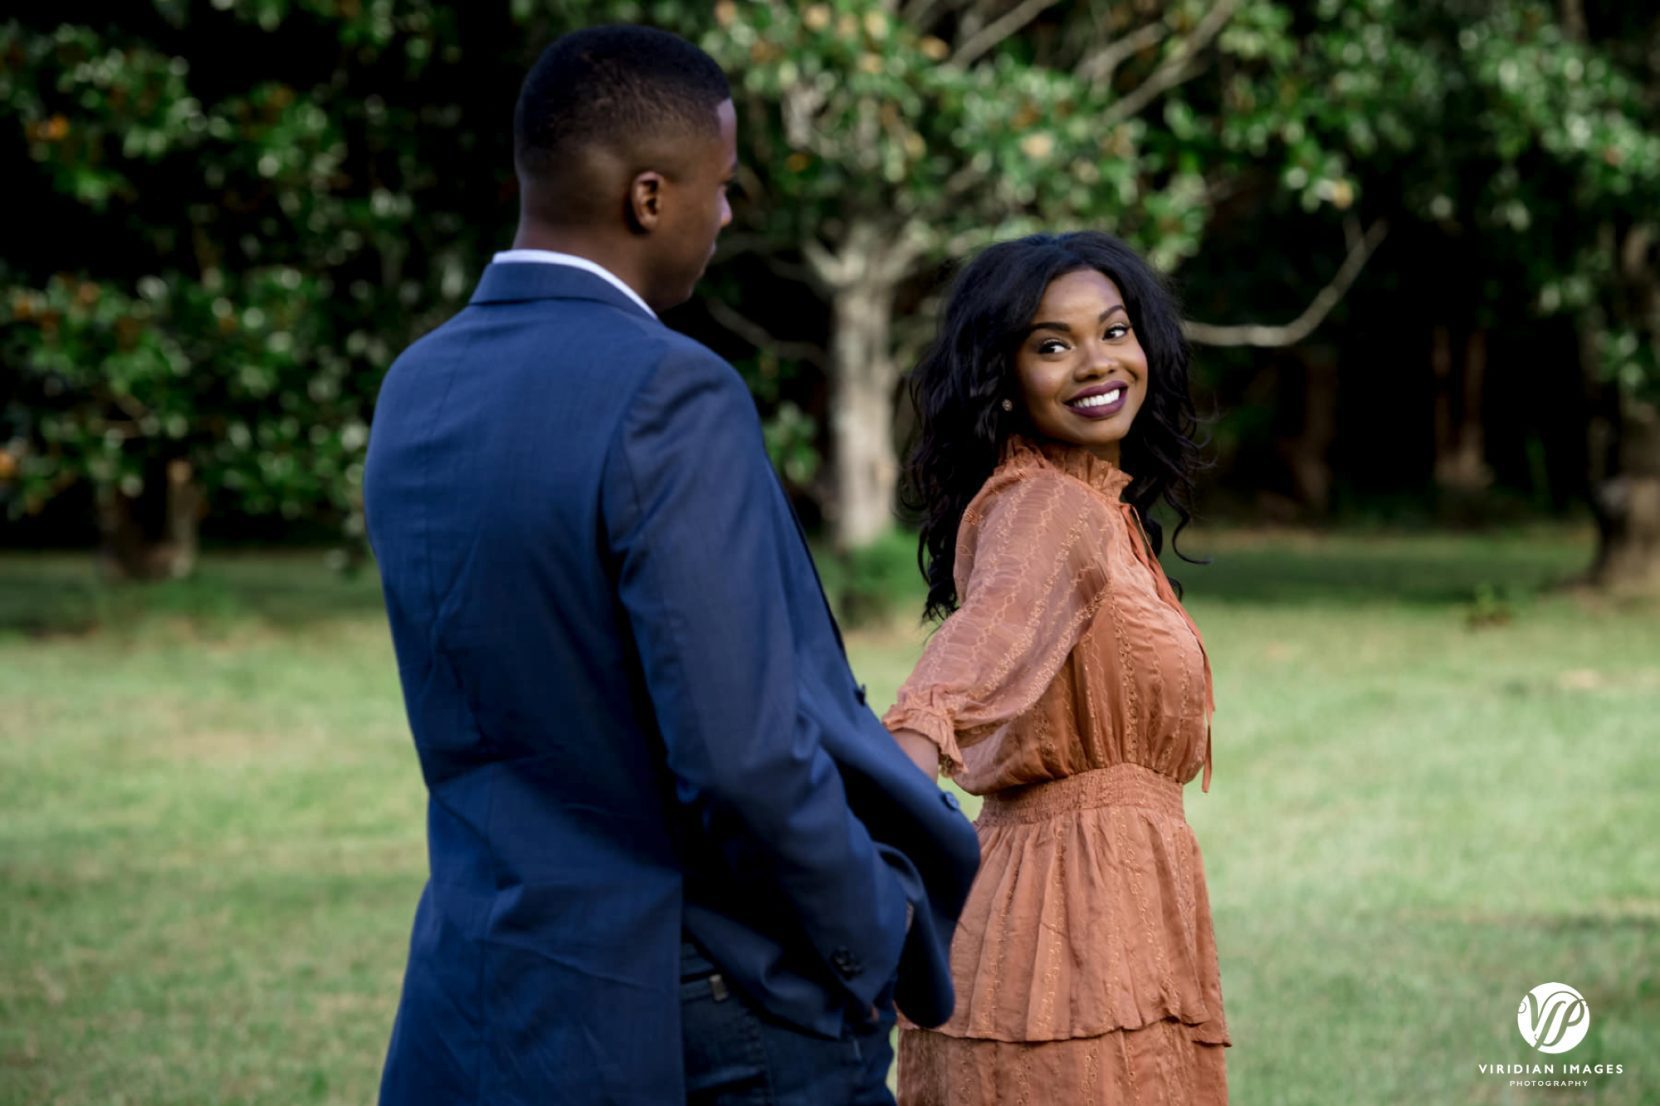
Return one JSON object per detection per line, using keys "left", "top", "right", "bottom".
{"left": 1076, "top": 343, "right": 1114, "bottom": 378}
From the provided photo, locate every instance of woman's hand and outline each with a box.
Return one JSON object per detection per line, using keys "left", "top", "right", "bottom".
{"left": 891, "top": 727, "right": 941, "bottom": 782}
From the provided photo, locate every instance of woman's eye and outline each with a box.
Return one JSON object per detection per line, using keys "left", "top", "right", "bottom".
{"left": 1105, "top": 324, "right": 1130, "bottom": 340}
{"left": 1037, "top": 339, "right": 1067, "bottom": 354}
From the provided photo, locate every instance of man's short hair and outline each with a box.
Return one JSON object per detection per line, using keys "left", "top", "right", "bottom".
{"left": 514, "top": 25, "right": 731, "bottom": 184}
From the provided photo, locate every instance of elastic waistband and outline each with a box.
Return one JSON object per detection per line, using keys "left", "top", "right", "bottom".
{"left": 977, "top": 763, "right": 1185, "bottom": 826}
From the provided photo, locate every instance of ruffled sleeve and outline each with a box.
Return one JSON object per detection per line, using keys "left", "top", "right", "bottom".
{"left": 884, "top": 468, "right": 1110, "bottom": 775}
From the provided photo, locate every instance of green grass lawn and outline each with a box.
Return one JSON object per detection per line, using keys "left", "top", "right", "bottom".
{"left": 2, "top": 528, "right": 1657, "bottom": 1105}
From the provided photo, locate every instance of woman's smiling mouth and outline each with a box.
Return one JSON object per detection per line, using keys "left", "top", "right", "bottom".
{"left": 1065, "top": 382, "right": 1128, "bottom": 418}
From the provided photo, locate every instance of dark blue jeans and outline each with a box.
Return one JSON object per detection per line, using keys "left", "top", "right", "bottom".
{"left": 681, "top": 941, "right": 896, "bottom": 1106}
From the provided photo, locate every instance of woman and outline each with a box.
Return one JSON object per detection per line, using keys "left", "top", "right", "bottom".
{"left": 885, "top": 231, "right": 1228, "bottom": 1104}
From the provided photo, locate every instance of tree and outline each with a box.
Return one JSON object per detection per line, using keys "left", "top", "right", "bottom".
{"left": 1509, "top": 1, "right": 1660, "bottom": 591}
{"left": 0, "top": 4, "right": 524, "bottom": 575}
{"left": 0, "top": 1, "right": 1398, "bottom": 562}
{"left": 1283, "top": 0, "right": 1660, "bottom": 588}
{"left": 0, "top": 1, "right": 836, "bottom": 571}
{"left": 681, "top": 0, "right": 1368, "bottom": 549}
{"left": 9, "top": 0, "right": 1655, "bottom": 593}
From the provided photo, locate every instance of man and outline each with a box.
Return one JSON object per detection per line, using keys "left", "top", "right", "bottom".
{"left": 363, "top": 25, "right": 980, "bottom": 1106}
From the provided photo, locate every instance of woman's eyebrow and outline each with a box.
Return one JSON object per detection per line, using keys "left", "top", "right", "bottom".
{"left": 1026, "top": 304, "right": 1127, "bottom": 336}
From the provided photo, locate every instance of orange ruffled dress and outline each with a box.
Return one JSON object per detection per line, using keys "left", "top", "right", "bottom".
{"left": 884, "top": 437, "right": 1229, "bottom": 1106}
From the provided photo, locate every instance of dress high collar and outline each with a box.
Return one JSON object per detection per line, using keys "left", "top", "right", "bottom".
{"left": 1005, "top": 435, "right": 1133, "bottom": 500}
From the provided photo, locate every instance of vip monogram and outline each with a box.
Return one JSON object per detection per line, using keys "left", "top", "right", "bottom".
{"left": 1517, "top": 982, "right": 1590, "bottom": 1054}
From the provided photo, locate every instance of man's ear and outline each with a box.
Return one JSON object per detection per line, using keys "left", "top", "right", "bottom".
{"left": 627, "top": 171, "right": 665, "bottom": 233}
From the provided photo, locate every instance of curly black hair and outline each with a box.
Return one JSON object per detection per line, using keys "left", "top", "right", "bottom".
{"left": 900, "top": 231, "right": 1206, "bottom": 621}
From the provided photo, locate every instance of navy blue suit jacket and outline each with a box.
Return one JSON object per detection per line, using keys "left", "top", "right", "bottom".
{"left": 363, "top": 262, "right": 981, "bottom": 1105}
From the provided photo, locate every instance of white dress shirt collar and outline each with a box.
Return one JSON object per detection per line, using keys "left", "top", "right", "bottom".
{"left": 491, "top": 249, "right": 657, "bottom": 319}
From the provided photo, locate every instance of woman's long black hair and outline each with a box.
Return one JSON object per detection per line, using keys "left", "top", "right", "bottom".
{"left": 900, "top": 231, "right": 1205, "bottom": 621}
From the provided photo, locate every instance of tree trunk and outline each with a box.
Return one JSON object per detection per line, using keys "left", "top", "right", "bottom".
{"left": 827, "top": 277, "right": 901, "bottom": 550}
{"left": 1590, "top": 398, "right": 1660, "bottom": 593}
{"left": 1432, "top": 325, "right": 1493, "bottom": 493}
{"left": 96, "top": 483, "right": 155, "bottom": 581}
{"left": 1453, "top": 327, "right": 1492, "bottom": 489}
{"left": 162, "top": 459, "right": 202, "bottom": 578}
{"left": 1431, "top": 324, "right": 1454, "bottom": 476}
{"left": 1280, "top": 348, "right": 1337, "bottom": 512}
{"left": 1586, "top": 220, "right": 1660, "bottom": 593}
{"left": 95, "top": 461, "right": 202, "bottom": 581}
{"left": 807, "top": 218, "right": 920, "bottom": 552}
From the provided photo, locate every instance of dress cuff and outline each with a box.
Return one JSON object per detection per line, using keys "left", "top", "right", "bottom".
{"left": 881, "top": 703, "right": 964, "bottom": 777}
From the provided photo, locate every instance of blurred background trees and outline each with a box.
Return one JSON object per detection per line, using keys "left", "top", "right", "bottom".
{"left": 3, "top": 1, "right": 1657, "bottom": 590}
{"left": 2, "top": 4, "right": 522, "bottom": 577}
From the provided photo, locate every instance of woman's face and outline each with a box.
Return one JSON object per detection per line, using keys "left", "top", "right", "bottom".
{"left": 1013, "top": 268, "right": 1148, "bottom": 464}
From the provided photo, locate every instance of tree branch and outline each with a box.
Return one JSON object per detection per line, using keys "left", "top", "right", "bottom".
{"left": 1077, "top": 21, "right": 1170, "bottom": 89}
{"left": 713, "top": 231, "right": 772, "bottom": 261}
{"left": 764, "top": 254, "right": 817, "bottom": 285}
{"left": 1558, "top": 0, "right": 1587, "bottom": 42}
{"left": 1184, "top": 219, "right": 1389, "bottom": 347}
{"left": 110, "top": 391, "right": 152, "bottom": 423}
{"left": 781, "top": 82, "right": 827, "bottom": 149}
{"left": 1102, "top": 0, "right": 1238, "bottom": 125}
{"left": 711, "top": 233, "right": 818, "bottom": 284}
{"left": 902, "top": 0, "right": 953, "bottom": 32}
{"left": 1620, "top": 222, "right": 1654, "bottom": 282}
{"left": 949, "top": 0, "right": 1064, "bottom": 68}
{"left": 801, "top": 237, "right": 842, "bottom": 288}
{"left": 879, "top": 227, "right": 929, "bottom": 283}
{"left": 704, "top": 296, "right": 828, "bottom": 368}
{"left": 943, "top": 156, "right": 991, "bottom": 198}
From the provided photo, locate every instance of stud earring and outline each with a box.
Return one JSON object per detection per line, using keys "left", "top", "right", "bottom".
{"left": 1000, "top": 398, "right": 1014, "bottom": 412}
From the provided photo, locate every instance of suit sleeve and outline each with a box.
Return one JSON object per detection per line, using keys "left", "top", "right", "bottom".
{"left": 883, "top": 472, "right": 1110, "bottom": 774}
{"left": 601, "top": 344, "right": 910, "bottom": 1012}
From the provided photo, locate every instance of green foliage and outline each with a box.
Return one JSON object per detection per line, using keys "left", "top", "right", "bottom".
{"left": 3, "top": 2, "right": 1659, "bottom": 544}
{"left": 6, "top": 268, "right": 368, "bottom": 522}
{"left": 698, "top": 0, "right": 1312, "bottom": 278}
{"left": 0, "top": 4, "right": 504, "bottom": 536}
{"left": 1465, "top": 579, "right": 1521, "bottom": 627}
{"left": 812, "top": 525, "right": 922, "bottom": 627}
{"left": 725, "top": 331, "right": 824, "bottom": 484}
{"left": 1295, "top": 2, "right": 1660, "bottom": 390}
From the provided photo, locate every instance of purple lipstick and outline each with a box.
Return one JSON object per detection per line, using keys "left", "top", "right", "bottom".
{"left": 1064, "top": 381, "right": 1129, "bottom": 419}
